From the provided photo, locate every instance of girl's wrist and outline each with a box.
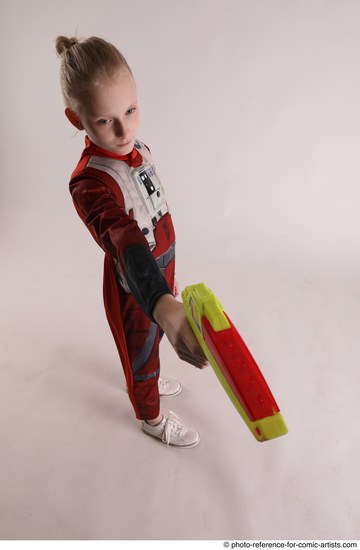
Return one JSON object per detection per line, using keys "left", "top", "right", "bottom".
{"left": 152, "top": 293, "right": 175, "bottom": 327}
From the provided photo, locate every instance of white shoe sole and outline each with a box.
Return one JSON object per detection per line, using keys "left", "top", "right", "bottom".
{"left": 141, "top": 426, "right": 200, "bottom": 448}
{"left": 159, "top": 385, "right": 182, "bottom": 398}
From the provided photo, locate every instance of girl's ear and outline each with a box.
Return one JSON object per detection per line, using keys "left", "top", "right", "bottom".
{"left": 65, "top": 108, "right": 84, "bottom": 130}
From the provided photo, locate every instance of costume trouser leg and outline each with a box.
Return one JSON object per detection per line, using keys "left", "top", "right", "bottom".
{"left": 123, "top": 298, "right": 163, "bottom": 420}
{"left": 103, "top": 257, "right": 161, "bottom": 420}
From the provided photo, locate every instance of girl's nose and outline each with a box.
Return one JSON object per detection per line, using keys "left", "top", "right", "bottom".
{"left": 113, "top": 119, "right": 126, "bottom": 137}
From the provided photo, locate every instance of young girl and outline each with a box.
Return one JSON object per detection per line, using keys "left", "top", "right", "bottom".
{"left": 55, "top": 35, "right": 208, "bottom": 448}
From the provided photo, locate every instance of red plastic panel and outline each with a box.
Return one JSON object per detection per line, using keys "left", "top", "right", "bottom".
{"left": 201, "top": 314, "right": 279, "bottom": 421}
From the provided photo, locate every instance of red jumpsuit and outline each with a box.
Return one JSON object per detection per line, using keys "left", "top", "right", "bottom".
{"left": 69, "top": 137, "right": 176, "bottom": 420}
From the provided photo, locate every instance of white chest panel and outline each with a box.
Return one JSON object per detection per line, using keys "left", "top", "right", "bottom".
{"left": 86, "top": 141, "right": 169, "bottom": 251}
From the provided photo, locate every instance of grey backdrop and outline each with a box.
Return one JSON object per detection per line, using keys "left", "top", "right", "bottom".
{"left": 1, "top": 0, "right": 359, "bottom": 541}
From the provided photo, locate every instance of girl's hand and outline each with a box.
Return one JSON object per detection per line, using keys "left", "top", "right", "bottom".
{"left": 153, "top": 294, "right": 209, "bottom": 369}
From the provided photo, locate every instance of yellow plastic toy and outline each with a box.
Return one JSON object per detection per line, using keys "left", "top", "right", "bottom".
{"left": 182, "top": 283, "right": 288, "bottom": 442}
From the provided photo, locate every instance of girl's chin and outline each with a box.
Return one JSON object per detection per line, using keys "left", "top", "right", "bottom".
{"left": 114, "top": 140, "right": 134, "bottom": 154}
{"left": 92, "top": 138, "right": 134, "bottom": 155}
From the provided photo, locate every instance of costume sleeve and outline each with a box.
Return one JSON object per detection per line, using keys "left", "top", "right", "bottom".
{"left": 70, "top": 175, "right": 172, "bottom": 320}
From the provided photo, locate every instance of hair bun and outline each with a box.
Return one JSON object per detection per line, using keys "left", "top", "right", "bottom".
{"left": 55, "top": 35, "right": 79, "bottom": 56}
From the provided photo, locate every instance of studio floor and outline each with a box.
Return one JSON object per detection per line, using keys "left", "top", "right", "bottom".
{"left": 1, "top": 0, "right": 360, "bottom": 541}
{"left": 1, "top": 251, "right": 359, "bottom": 541}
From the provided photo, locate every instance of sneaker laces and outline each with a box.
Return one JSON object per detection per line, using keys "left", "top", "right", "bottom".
{"left": 162, "top": 411, "right": 184, "bottom": 446}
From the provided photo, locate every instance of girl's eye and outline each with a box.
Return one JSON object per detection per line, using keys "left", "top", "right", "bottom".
{"left": 127, "top": 107, "right": 137, "bottom": 115}
{"left": 97, "top": 119, "right": 111, "bottom": 126}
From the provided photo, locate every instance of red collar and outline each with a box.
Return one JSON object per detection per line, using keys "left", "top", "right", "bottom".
{"left": 83, "top": 136, "right": 143, "bottom": 167}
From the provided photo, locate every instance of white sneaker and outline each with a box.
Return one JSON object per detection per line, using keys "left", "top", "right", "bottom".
{"left": 142, "top": 411, "right": 200, "bottom": 448}
{"left": 158, "top": 376, "right": 182, "bottom": 397}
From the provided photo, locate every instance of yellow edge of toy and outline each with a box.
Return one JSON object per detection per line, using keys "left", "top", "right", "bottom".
{"left": 182, "top": 284, "right": 289, "bottom": 442}
{"left": 185, "top": 282, "right": 230, "bottom": 332}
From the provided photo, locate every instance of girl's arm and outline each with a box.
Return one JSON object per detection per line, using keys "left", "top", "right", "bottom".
{"left": 153, "top": 294, "right": 208, "bottom": 369}
{"left": 70, "top": 176, "right": 207, "bottom": 368}
{"left": 70, "top": 175, "right": 172, "bottom": 320}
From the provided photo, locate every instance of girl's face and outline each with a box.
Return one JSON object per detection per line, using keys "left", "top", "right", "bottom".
{"left": 77, "top": 69, "right": 140, "bottom": 155}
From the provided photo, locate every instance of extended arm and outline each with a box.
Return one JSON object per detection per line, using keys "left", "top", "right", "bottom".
{"left": 70, "top": 175, "right": 208, "bottom": 368}
{"left": 70, "top": 176, "right": 172, "bottom": 320}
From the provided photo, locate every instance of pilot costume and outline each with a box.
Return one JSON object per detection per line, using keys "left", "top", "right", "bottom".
{"left": 69, "top": 137, "right": 175, "bottom": 420}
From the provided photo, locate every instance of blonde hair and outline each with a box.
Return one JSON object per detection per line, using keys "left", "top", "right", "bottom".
{"left": 55, "top": 35, "right": 133, "bottom": 111}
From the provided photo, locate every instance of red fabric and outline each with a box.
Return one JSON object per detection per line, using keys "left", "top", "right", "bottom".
{"left": 79, "top": 136, "right": 143, "bottom": 165}
{"left": 103, "top": 256, "right": 164, "bottom": 419}
{"left": 69, "top": 138, "right": 175, "bottom": 419}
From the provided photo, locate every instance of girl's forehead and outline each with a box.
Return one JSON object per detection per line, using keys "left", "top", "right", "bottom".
{"left": 104, "top": 69, "right": 135, "bottom": 91}
{"left": 88, "top": 72, "right": 137, "bottom": 112}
